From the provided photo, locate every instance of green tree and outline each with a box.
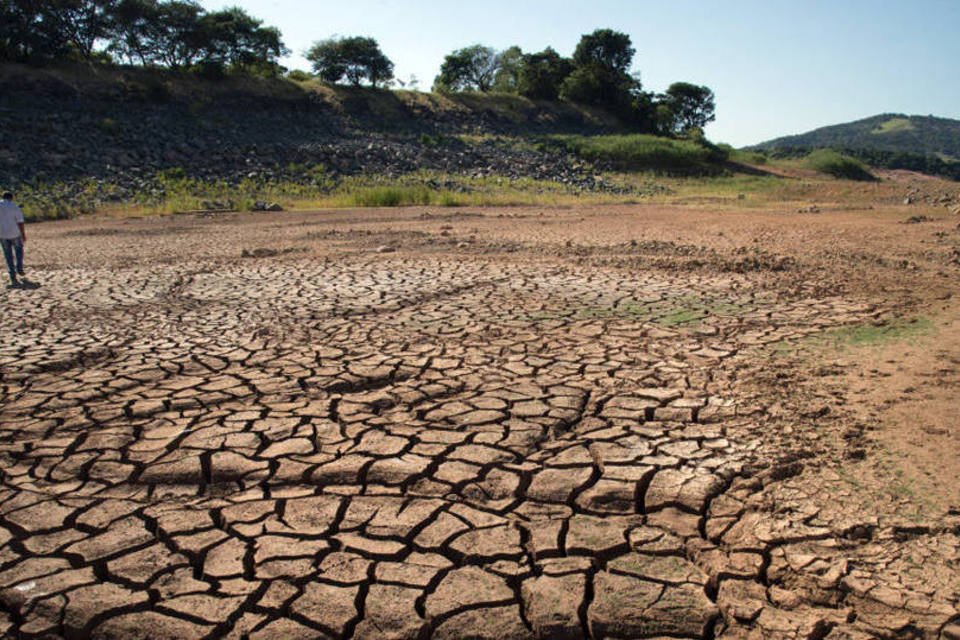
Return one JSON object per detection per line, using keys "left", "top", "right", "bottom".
{"left": 198, "top": 6, "right": 287, "bottom": 73}
{"left": 560, "top": 29, "right": 641, "bottom": 108}
{"left": 571, "top": 28, "right": 634, "bottom": 73}
{"left": 491, "top": 45, "right": 523, "bottom": 93}
{"left": 433, "top": 44, "right": 499, "bottom": 93}
{"left": 0, "top": 2, "right": 47, "bottom": 61}
{"left": 517, "top": 47, "right": 573, "bottom": 100}
{"left": 3, "top": 0, "right": 118, "bottom": 62}
{"left": 663, "top": 82, "right": 716, "bottom": 133}
{"left": 133, "top": 0, "right": 206, "bottom": 68}
{"left": 306, "top": 36, "right": 394, "bottom": 87}
{"left": 49, "top": 0, "right": 118, "bottom": 59}
{"left": 108, "top": 0, "right": 159, "bottom": 65}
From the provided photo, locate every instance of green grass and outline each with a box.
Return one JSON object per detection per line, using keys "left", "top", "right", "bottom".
{"left": 728, "top": 148, "right": 768, "bottom": 165}
{"left": 773, "top": 316, "right": 934, "bottom": 354}
{"left": 345, "top": 185, "right": 434, "bottom": 207}
{"left": 871, "top": 117, "right": 915, "bottom": 134}
{"left": 657, "top": 308, "right": 708, "bottom": 326}
{"left": 817, "top": 316, "right": 934, "bottom": 348}
{"left": 804, "top": 149, "right": 876, "bottom": 181}
{"left": 530, "top": 296, "right": 746, "bottom": 326}
{"left": 16, "top": 167, "right": 658, "bottom": 219}
{"left": 547, "top": 134, "right": 727, "bottom": 174}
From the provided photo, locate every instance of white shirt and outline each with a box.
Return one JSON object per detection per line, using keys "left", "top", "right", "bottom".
{"left": 0, "top": 200, "right": 24, "bottom": 239}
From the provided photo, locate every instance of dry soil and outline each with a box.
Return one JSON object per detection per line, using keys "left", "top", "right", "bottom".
{"left": 1, "top": 197, "right": 958, "bottom": 639}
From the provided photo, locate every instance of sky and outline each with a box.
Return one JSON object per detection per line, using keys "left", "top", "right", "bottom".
{"left": 199, "top": 0, "right": 960, "bottom": 147}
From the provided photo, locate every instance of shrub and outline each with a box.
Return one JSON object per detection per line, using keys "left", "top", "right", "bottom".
{"left": 550, "top": 134, "right": 722, "bottom": 174}
{"left": 804, "top": 149, "right": 875, "bottom": 181}
{"left": 286, "top": 69, "right": 312, "bottom": 82}
{"left": 348, "top": 186, "right": 433, "bottom": 207}
{"left": 727, "top": 146, "right": 768, "bottom": 165}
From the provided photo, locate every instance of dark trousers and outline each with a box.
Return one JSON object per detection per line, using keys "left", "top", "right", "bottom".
{"left": 1, "top": 237, "right": 23, "bottom": 282}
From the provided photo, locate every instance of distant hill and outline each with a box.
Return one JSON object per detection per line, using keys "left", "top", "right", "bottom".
{"left": 749, "top": 113, "right": 960, "bottom": 161}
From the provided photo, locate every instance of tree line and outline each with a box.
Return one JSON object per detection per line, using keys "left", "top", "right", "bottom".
{"left": 304, "top": 30, "right": 714, "bottom": 136}
{"left": 1, "top": 0, "right": 287, "bottom": 75}
{"left": 1, "top": 2, "right": 715, "bottom": 134}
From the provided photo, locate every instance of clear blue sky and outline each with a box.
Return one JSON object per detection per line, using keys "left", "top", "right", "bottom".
{"left": 200, "top": 0, "right": 960, "bottom": 146}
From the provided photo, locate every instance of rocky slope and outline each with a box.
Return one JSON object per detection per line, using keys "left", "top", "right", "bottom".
{"left": 0, "top": 64, "right": 633, "bottom": 210}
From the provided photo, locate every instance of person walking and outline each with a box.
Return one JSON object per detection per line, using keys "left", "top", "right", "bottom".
{"left": 0, "top": 191, "right": 26, "bottom": 288}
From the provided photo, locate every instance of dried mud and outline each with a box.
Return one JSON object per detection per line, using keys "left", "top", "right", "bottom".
{"left": 1, "top": 202, "right": 959, "bottom": 639}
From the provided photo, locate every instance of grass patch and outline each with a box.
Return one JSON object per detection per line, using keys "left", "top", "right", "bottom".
{"left": 16, "top": 168, "right": 656, "bottom": 219}
{"left": 728, "top": 148, "right": 768, "bottom": 165}
{"left": 773, "top": 316, "right": 934, "bottom": 354}
{"left": 531, "top": 296, "right": 747, "bottom": 326}
{"left": 818, "top": 316, "right": 934, "bottom": 348}
{"left": 547, "top": 134, "right": 727, "bottom": 174}
{"left": 657, "top": 308, "right": 707, "bottom": 326}
{"left": 871, "top": 117, "right": 915, "bottom": 134}
{"left": 345, "top": 186, "right": 434, "bottom": 207}
{"left": 804, "top": 149, "right": 876, "bottom": 181}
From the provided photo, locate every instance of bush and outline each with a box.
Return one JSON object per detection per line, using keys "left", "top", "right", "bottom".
{"left": 550, "top": 134, "right": 722, "bottom": 174}
{"left": 727, "top": 146, "right": 767, "bottom": 165}
{"left": 349, "top": 186, "right": 433, "bottom": 207}
{"left": 804, "top": 149, "right": 875, "bottom": 181}
{"left": 286, "top": 69, "right": 312, "bottom": 82}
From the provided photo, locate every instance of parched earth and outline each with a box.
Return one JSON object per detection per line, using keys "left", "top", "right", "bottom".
{"left": 1, "top": 203, "right": 959, "bottom": 639}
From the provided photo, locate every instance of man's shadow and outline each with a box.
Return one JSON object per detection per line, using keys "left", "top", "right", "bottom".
{"left": 10, "top": 279, "right": 41, "bottom": 290}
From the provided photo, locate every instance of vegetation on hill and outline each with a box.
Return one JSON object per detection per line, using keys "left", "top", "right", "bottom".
{"left": 751, "top": 114, "right": 960, "bottom": 159}
{"left": 765, "top": 146, "right": 960, "bottom": 181}
{"left": 803, "top": 149, "right": 875, "bottom": 181}
{"left": 546, "top": 134, "right": 728, "bottom": 175}
{"left": 2, "top": 0, "right": 287, "bottom": 76}
{"left": 431, "top": 30, "right": 716, "bottom": 137}
{"left": 751, "top": 114, "right": 960, "bottom": 181}
{"left": 2, "top": 2, "right": 716, "bottom": 138}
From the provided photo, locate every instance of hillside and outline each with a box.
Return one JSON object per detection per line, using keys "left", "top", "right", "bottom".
{"left": 0, "top": 63, "right": 640, "bottom": 216}
{"left": 751, "top": 113, "right": 960, "bottom": 160}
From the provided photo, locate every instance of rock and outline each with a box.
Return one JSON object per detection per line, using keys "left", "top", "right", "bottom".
{"left": 375, "top": 245, "right": 396, "bottom": 253}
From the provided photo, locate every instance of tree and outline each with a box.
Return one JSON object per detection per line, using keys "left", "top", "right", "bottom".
{"left": 0, "top": 2, "right": 47, "bottom": 61}
{"left": 306, "top": 36, "right": 394, "bottom": 87}
{"left": 108, "top": 1, "right": 285, "bottom": 72}
{"left": 517, "top": 47, "right": 573, "bottom": 100}
{"left": 663, "top": 82, "right": 716, "bottom": 133}
{"left": 108, "top": 0, "right": 160, "bottom": 65}
{"left": 2, "top": 0, "right": 118, "bottom": 62}
{"left": 561, "top": 29, "right": 640, "bottom": 107}
{"left": 572, "top": 28, "right": 634, "bottom": 74}
{"left": 138, "top": 0, "right": 206, "bottom": 68}
{"left": 198, "top": 6, "right": 287, "bottom": 72}
{"left": 33, "top": 0, "right": 118, "bottom": 59}
{"left": 433, "top": 45, "right": 499, "bottom": 93}
{"left": 491, "top": 45, "right": 522, "bottom": 93}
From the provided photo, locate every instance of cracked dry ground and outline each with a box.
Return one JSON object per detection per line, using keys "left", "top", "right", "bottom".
{"left": 1, "top": 204, "right": 958, "bottom": 639}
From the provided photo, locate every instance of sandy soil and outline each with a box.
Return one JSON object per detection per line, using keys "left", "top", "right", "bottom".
{"left": 1, "top": 199, "right": 958, "bottom": 639}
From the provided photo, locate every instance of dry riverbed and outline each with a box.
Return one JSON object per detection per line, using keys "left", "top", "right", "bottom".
{"left": 1, "top": 199, "right": 958, "bottom": 639}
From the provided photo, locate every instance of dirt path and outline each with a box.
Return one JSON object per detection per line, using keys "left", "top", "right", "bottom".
{"left": 0, "top": 203, "right": 958, "bottom": 639}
